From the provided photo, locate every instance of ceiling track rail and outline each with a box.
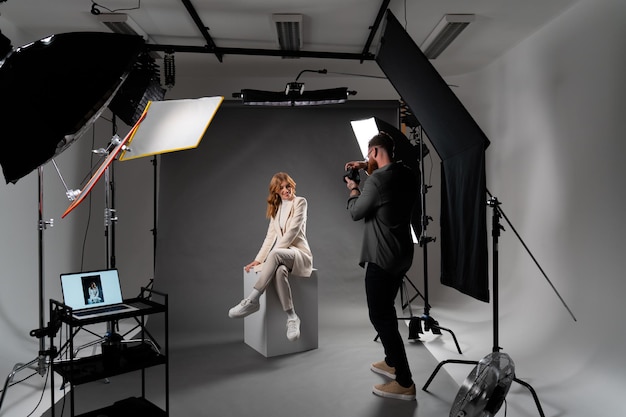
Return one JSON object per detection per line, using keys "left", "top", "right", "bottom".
{"left": 360, "top": 0, "right": 390, "bottom": 62}
{"left": 180, "top": 0, "right": 223, "bottom": 62}
{"left": 146, "top": 43, "right": 375, "bottom": 61}
{"left": 173, "top": 0, "right": 386, "bottom": 63}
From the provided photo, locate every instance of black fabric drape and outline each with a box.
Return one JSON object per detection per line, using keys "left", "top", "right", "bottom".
{"left": 440, "top": 144, "right": 490, "bottom": 302}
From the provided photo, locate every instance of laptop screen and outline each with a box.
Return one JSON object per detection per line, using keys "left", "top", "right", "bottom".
{"left": 60, "top": 269, "right": 124, "bottom": 311}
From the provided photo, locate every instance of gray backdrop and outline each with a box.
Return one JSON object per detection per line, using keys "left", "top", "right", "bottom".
{"left": 153, "top": 101, "right": 402, "bottom": 345}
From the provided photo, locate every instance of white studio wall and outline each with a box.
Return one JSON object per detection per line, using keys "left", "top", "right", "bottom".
{"left": 422, "top": 0, "right": 626, "bottom": 416}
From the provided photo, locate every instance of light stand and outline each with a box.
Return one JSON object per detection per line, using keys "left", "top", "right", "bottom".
{"left": 102, "top": 153, "right": 122, "bottom": 348}
{"left": 69, "top": 132, "right": 126, "bottom": 359}
{"left": 370, "top": 127, "right": 463, "bottom": 354}
{"left": 411, "top": 126, "right": 461, "bottom": 349}
{"left": 150, "top": 155, "right": 159, "bottom": 276}
{"left": 104, "top": 151, "right": 118, "bottom": 270}
{"left": 422, "top": 196, "right": 570, "bottom": 417}
{"left": 102, "top": 146, "right": 124, "bottom": 351}
{"left": 0, "top": 167, "right": 58, "bottom": 412}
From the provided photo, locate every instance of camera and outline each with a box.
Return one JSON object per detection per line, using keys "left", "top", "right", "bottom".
{"left": 343, "top": 167, "right": 360, "bottom": 184}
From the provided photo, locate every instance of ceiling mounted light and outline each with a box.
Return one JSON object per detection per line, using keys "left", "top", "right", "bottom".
{"left": 420, "top": 14, "right": 475, "bottom": 59}
{"left": 95, "top": 13, "right": 149, "bottom": 39}
{"left": 272, "top": 13, "right": 302, "bottom": 57}
{"left": 95, "top": 12, "right": 161, "bottom": 59}
{"left": 232, "top": 69, "right": 356, "bottom": 106}
{"left": 234, "top": 87, "right": 356, "bottom": 107}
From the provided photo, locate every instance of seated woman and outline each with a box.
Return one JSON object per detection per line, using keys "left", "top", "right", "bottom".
{"left": 87, "top": 281, "right": 102, "bottom": 304}
{"left": 228, "top": 172, "right": 313, "bottom": 341}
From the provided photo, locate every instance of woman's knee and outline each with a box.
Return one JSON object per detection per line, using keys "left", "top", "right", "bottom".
{"left": 276, "top": 264, "right": 289, "bottom": 279}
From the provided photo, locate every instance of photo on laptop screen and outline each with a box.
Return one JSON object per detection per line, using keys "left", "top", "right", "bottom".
{"left": 60, "top": 269, "right": 136, "bottom": 318}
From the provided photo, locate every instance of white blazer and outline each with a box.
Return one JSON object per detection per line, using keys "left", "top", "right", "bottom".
{"left": 254, "top": 196, "right": 313, "bottom": 277}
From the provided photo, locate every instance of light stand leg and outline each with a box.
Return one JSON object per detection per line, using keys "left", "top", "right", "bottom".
{"left": 422, "top": 359, "right": 479, "bottom": 391}
{"left": 1, "top": 358, "right": 44, "bottom": 412}
{"left": 513, "top": 377, "right": 546, "bottom": 417}
{"left": 399, "top": 274, "right": 429, "bottom": 310}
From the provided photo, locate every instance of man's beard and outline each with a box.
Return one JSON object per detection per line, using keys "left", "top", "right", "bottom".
{"left": 367, "top": 158, "right": 378, "bottom": 175}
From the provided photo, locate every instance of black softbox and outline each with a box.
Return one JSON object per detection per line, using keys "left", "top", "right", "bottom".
{"left": 0, "top": 32, "right": 145, "bottom": 183}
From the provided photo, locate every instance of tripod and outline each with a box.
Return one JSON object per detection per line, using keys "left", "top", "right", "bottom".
{"left": 0, "top": 167, "right": 59, "bottom": 413}
{"left": 421, "top": 195, "right": 574, "bottom": 417}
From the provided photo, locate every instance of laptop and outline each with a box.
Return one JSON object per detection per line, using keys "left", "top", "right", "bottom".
{"left": 60, "top": 269, "right": 138, "bottom": 320}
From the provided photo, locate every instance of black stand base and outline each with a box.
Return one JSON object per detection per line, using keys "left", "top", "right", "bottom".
{"left": 373, "top": 276, "right": 463, "bottom": 354}
{"left": 0, "top": 316, "right": 61, "bottom": 412}
{"left": 1, "top": 356, "right": 47, "bottom": 412}
{"left": 422, "top": 359, "right": 546, "bottom": 417}
{"left": 408, "top": 315, "right": 463, "bottom": 355}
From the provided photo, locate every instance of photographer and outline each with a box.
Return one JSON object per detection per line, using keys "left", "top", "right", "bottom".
{"left": 344, "top": 132, "right": 419, "bottom": 401}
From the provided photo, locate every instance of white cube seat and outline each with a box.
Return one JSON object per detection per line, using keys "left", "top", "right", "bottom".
{"left": 243, "top": 269, "right": 318, "bottom": 357}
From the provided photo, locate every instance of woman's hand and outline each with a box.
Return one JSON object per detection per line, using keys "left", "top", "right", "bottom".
{"left": 244, "top": 260, "right": 261, "bottom": 272}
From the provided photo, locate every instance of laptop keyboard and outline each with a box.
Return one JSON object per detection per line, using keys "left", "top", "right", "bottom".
{"left": 74, "top": 304, "right": 128, "bottom": 317}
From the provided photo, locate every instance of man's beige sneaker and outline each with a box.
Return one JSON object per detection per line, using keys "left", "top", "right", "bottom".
{"left": 370, "top": 360, "right": 396, "bottom": 379}
{"left": 373, "top": 380, "right": 416, "bottom": 401}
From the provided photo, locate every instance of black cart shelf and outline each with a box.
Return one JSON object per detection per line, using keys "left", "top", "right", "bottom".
{"left": 49, "top": 287, "right": 168, "bottom": 417}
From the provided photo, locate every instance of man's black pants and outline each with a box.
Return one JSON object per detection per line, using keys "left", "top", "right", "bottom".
{"left": 365, "top": 262, "right": 413, "bottom": 387}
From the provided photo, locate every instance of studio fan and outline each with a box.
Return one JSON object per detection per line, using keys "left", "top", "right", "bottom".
{"left": 450, "top": 352, "right": 515, "bottom": 417}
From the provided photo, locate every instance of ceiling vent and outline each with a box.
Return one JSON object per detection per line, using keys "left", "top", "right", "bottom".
{"left": 421, "top": 14, "right": 475, "bottom": 59}
{"left": 272, "top": 14, "right": 302, "bottom": 57}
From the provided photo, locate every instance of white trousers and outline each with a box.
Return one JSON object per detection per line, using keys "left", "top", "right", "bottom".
{"left": 253, "top": 248, "right": 296, "bottom": 311}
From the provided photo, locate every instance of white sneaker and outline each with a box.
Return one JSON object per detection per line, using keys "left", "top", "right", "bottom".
{"left": 228, "top": 298, "right": 259, "bottom": 318}
{"left": 286, "top": 317, "right": 301, "bottom": 341}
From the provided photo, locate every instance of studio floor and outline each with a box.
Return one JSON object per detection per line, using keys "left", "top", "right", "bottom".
{"left": 4, "top": 288, "right": 573, "bottom": 417}
{"left": 3, "top": 303, "right": 462, "bottom": 417}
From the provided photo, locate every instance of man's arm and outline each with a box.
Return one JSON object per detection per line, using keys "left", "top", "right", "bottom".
{"left": 347, "top": 176, "right": 379, "bottom": 221}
